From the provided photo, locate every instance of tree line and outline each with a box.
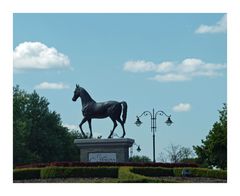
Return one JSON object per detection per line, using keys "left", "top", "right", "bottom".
{"left": 13, "top": 86, "right": 227, "bottom": 169}
{"left": 157, "top": 103, "right": 227, "bottom": 169}
{"left": 193, "top": 103, "right": 227, "bottom": 169}
{"left": 13, "top": 86, "right": 81, "bottom": 166}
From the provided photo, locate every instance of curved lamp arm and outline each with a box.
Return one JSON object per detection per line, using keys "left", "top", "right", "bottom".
{"left": 155, "top": 110, "right": 173, "bottom": 126}
{"left": 155, "top": 110, "right": 171, "bottom": 118}
{"left": 135, "top": 111, "right": 152, "bottom": 127}
{"left": 138, "top": 110, "right": 153, "bottom": 118}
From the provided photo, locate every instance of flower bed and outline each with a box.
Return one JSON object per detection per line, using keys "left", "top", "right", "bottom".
{"left": 15, "top": 161, "right": 198, "bottom": 169}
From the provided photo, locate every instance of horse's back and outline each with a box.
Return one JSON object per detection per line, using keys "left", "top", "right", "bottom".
{"left": 83, "top": 101, "right": 121, "bottom": 118}
{"left": 95, "top": 101, "right": 120, "bottom": 112}
{"left": 97, "top": 101, "right": 119, "bottom": 106}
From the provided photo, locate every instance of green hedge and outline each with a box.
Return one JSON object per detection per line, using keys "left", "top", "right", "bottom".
{"left": 188, "top": 168, "right": 227, "bottom": 179}
{"left": 40, "top": 167, "right": 119, "bottom": 179}
{"left": 13, "top": 166, "right": 227, "bottom": 181}
{"left": 118, "top": 167, "right": 160, "bottom": 183}
{"left": 13, "top": 168, "right": 41, "bottom": 180}
{"left": 131, "top": 167, "right": 227, "bottom": 180}
{"left": 131, "top": 167, "right": 174, "bottom": 177}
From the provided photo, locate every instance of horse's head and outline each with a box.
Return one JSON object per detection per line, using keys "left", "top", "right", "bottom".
{"left": 72, "top": 84, "right": 81, "bottom": 101}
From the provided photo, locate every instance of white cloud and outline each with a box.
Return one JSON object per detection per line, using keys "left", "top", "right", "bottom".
{"left": 124, "top": 58, "right": 226, "bottom": 82}
{"left": 156, "top": 61, "right": 174, "bottom": 73}
{"left": 173, "top": 103, "right": 191, "bottom": 112}
{"left": 150, "top": 74, "right": 190, "bottom": 82}
{"left": 63, "top": 124, "right": 79, "bottom": 131}
{"left": 180, "top": 58, "right": 204, "bottom": 73}
{"left": 34, "top": 82, "right": 70, "bottom": 90}
{"left": 123, "top": 60, "right": 174, "bottom": 73}
{"left": 13, "top": 42, "right": 70, "bottom": 70}
{"left": 179, "top": 59, "right": 226, "bottom": 75}
{"left": 123, "top": 60, "right": 156, "bottom": 72}
{"left": 195, "top": 14, "right": 227, "bottom": 34}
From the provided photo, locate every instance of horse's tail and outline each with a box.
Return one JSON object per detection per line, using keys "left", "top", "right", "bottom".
{"left": 120, "top": 101, "right": 128, "bottom": 124}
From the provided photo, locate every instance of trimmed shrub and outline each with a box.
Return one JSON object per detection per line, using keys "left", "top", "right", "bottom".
{"left": 118, "top": 167, "right": 160, "bottom": 183}
{"left": 40, "top": 167, "right": 119, "bottom": 179}
{"left": 132, "top": 167, "right": 227, "bottom": 180}
{"left": 118, "top": 167, "right": 143, "bottom": 181}
{"left": 13, "top": 166, "right": 226, "bottom": 182}
{"left": 209, "top": 169, "right": 227, "bottom": 179}
{"left": 190, "top": 168, "right": 227, "bottom": 179}
{"left": 173, "top": 168, "right": 193, "bottom": 177}
{"left": 131, "top": 167, "right": 174, "bottom": 177}
{"left": 13, "top": 168, "right": 41, "bottom": 180}
{"left": 173, "top": 168, "right": 227, "bottom": 179}
{"left": 173, "top": 168, "right": 184, "bottom": 177}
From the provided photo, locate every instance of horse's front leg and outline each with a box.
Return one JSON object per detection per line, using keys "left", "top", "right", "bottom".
{"left": 88, "top": 119, "right": 93, "bottom": 138}
{"left": 79, "top": 117, "right": 87, "bottom": 138}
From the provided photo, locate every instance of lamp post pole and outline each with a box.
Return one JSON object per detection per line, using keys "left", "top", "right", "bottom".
{"left": 152, "top": 108, "right": 156, "bottom": 163}
{"left": 135, "top": 108, "right": 173, "bottom": 163}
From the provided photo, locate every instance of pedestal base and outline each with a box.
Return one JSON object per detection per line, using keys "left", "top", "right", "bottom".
{"left": 74, "top": 138, "right": 134, "bottom": 163}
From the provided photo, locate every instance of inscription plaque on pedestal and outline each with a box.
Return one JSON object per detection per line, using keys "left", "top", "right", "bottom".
{"left": 88, "top": 153, "right": 117, "bottom": 162}
{"left": 74, "top": 138, "right": 134, "bottom": 162}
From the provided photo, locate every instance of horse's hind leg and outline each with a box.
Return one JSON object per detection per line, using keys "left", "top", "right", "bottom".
{"left": 79, "top": 117, "right": 87, "bottom": 138}
{"left": 117, "top": 118, "right": 126, "bottom": 138}
{"left": 108, "top": 118, "right": 118, "bottom": 138}
{"left": 88, "top": 119, "right": 93, "bottom": 138}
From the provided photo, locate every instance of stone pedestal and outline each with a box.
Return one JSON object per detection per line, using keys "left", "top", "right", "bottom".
{"left": 74, "top": 138, "right": 134, "bottom": 163}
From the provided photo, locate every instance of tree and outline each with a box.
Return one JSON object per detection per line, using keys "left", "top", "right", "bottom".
{"left": 193, "top": 104, "right": 227, "bottom": 169}
{"left": 13, "top": 86, "right": 79, "bottom": 166}
{"left": 158, "top": 144, "right": 195, "bottom": 163}
{"left": 13, "top": 86, "right": 41, "bottom": 164}
{"left": 129, "top": 155, "right": 151, "bottom": 163}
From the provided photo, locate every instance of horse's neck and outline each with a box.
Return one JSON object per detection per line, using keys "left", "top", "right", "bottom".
{"left": 80, "top": 89, "right": 96, "bottom": 107}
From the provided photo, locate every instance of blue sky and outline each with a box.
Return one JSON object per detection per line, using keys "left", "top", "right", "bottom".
{"left": 13, "top": 13, "right": 226, "bottom": 160}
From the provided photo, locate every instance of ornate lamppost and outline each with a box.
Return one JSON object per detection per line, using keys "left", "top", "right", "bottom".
{"left": 113, "top": 133, "right": 141, "bottom": 157}
{"left": 135, "top": 108, "right": 173, "bottom": 163}
{"left": 130, "top": 142, "right": 141, "bottom": 157}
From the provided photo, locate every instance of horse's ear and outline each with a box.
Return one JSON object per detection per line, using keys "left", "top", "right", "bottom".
{"left": 76, "top": 84, "right": 79, "bottom": 88}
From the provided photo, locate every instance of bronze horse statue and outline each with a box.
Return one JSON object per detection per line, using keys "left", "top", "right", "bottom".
{"left": 72, "top": 85, "right": 127, "bottom": 138}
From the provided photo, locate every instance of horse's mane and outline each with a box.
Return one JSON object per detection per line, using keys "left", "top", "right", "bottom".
{"left": 80, "top": 87, "right": 96, "bottom": 103}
